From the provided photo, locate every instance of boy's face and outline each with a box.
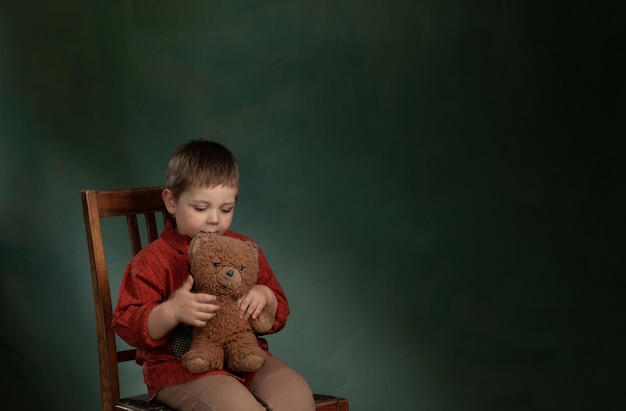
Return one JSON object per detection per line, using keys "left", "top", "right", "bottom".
{"left": 162, "top": 185, "right": 237, "bottom": 238}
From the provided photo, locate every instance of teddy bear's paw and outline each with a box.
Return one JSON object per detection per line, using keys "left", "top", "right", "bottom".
{"left": 250, "top": 308, "right": 275, "bottom": 333}
{"left": 228, "top": 354, "right": 267, "bottom": 372}
{"left": 183, "top": 353, "right": 222, "bottom": 374}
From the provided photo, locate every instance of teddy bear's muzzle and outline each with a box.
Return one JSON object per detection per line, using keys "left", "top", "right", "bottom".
{"left": 217, "top": 267, "right": 242, "bottom": 289}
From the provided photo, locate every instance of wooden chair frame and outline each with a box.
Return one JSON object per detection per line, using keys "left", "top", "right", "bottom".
{"left": 81, "top": 186, "right": 348, "bottom": 411}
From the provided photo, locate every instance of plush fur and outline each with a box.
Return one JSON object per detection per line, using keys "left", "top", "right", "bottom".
{"left": 182, "top": 233, "right": 275, "bottom": 374}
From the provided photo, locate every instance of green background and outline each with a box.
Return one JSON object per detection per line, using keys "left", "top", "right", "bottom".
{"left": 1, "top": 2, "right": 624, "bottom": 410}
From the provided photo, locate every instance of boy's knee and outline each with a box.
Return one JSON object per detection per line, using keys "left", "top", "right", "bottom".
{"left": 251, "top": 356, "right": 315, "bottom": 411}
{"left": 266, "top": 377, "right": 315, "bottom": 411}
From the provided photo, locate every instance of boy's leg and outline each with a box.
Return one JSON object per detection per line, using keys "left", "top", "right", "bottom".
{"left": 250, "top": 355, "right": 316, "bottom": 411}
{"left": 157, "top": 374, "right": 266, "bottom": 411}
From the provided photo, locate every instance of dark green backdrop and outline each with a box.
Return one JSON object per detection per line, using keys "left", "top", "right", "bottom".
{"left": 1, "top": 2, "right": 624, "bottom": 410}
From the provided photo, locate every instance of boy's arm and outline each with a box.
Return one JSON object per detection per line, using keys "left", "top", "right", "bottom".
{"left": 146, "top": 297, "right": 179, "bottom": 341}
{"left": 256, "top": 246, "right": 289, "bottom": 334}
{"left": 113, "top": 262, "right": 220, "bottom": 346}
{"left": 147, "top": 275, "right": 219, "bottom": 340}
{"left": 112, "top": 261, "right": 169, "bottom": 349}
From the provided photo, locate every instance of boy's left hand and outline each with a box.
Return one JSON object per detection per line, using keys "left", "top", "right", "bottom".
{"left": 238, "top": 285, "right": 271, "bottom": 320}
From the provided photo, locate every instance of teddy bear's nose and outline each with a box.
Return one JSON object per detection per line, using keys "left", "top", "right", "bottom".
{"left": 226, "top": 270, "right": 234, "bottom": 277}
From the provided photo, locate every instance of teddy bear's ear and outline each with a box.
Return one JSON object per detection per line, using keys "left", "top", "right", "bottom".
{"left": 246, "top": 240, "right": 259, "bottom": 256}
{"left": 189, "top": 236, "right": 202, "bottom": 258}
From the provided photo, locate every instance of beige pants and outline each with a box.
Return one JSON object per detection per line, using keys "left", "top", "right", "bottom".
{"left": 157, "top": 355, "right": 315, "bottom": 411}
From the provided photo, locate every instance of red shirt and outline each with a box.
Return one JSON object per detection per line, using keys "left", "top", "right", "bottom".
{"left": 111, "top": 220, "right": 290, "bottom": 399}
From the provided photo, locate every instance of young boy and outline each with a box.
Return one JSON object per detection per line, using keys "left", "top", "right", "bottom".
{"left": 112, "top": 140, "right": 315, "bottom": 411}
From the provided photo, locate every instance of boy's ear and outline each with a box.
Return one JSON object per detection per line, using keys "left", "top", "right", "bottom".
{"left": 162, "top": 188, "right": 177, "bottom": 214}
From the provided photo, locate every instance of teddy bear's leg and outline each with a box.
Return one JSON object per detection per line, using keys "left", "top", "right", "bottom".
{"left": 225, "top": 331, "right": 268, "bottom": 372}
{"left": 182, "top": 328, "right": 224, "bottom": 374}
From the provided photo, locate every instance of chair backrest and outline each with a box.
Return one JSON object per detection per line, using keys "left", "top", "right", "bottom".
{"left": 81, "top": 186, "right": 171, "bottom": 411}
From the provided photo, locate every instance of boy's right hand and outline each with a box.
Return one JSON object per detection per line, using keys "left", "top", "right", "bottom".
{"left": 169, "top": 275, "right": 219, "bottom": 327}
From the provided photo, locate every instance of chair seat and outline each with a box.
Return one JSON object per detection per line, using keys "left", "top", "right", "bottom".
{"left": 116, "top": 394, "right": 170, "bottom": 411}
{"left": 116, "top": 392, "right": 348, "bottom": 411}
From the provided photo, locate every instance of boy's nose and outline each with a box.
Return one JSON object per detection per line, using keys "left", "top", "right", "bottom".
{"left": 206, "top": 210, "right": 219, "bottom": 223}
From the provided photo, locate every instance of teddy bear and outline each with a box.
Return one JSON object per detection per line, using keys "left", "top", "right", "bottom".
{"left": 182, "top": 233, "right": 275, "bottom": 374}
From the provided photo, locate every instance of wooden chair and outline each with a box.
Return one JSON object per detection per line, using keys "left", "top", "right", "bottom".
{"left": 81, "top": 186, "right": 349, "bottom": 411}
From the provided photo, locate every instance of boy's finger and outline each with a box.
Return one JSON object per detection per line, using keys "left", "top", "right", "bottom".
{"left": 196, "top": 293, "right": 217, "bottom": 303}
{"left": 181, "top": 275, "right": 194, "bottom": 291}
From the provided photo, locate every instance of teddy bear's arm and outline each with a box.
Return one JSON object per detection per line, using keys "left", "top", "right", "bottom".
{"left": 249, "top": 306, "right": 275, "bottom": 334}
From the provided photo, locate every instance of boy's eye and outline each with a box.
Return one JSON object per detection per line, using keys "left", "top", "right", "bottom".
{"left": 213, "top": 262, "right": 220, "bottom": 267}
{"left": 194, "top": 207, "right": 207, "bottom": 211}
{"left": 220, "top": 208, "right": 233, "bottom": 214}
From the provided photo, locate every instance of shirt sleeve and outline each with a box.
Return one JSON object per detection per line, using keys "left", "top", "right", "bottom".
{"left": 112, "top": 250, "right": 172, "bottom": 349}
{"left": 256, "top": 245, "right": 290, "bottom": 334}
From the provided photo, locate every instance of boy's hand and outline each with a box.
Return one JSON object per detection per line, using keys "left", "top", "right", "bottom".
{"left": 169, "top": 275, "right": 219, "bottom": 327}
{"left": 238, "top": 285, "right": 272, "bottom": 320}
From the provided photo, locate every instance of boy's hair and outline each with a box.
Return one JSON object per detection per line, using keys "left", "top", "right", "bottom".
{"left": 166, "top": 140, "right": 240, "bottom": 198}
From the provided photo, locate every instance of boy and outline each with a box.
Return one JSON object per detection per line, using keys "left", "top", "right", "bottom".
{"left": 112, "top": 140, "right": 315, "bottom": 411}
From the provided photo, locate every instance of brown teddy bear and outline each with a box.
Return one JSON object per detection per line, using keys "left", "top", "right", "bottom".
{"left": 182, "top": 233, "right": 275, "bottom": 374}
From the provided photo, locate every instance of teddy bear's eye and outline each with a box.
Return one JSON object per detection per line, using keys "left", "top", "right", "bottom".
{"left": 213, "top": 262, "right": 220, "bottom": 267}
{"left": 240, "top": 266, "right": 245, "bottom": 271}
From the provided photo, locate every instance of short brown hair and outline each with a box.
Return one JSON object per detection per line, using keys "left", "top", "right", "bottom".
{"left": 166, "top": 140, "right": 239, "bottom": 198}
